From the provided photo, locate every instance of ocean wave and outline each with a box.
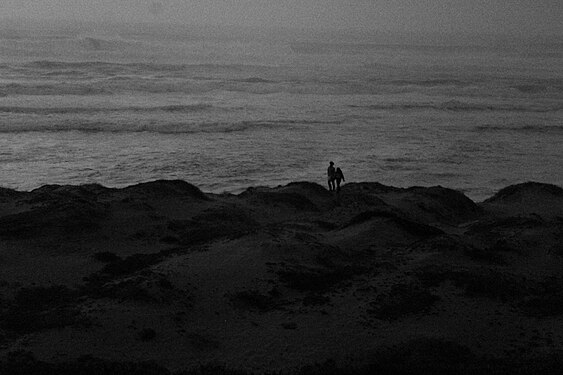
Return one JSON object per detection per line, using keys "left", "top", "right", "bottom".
{"left": 0, "top": 104, "right": 213, "bottom": 115}
{"left": 78, "top": 36, "right": 131, "bottom": 51}
{"left": 0, "top": 81, "right": 211, "bottom": 96}
{"left": 383, "top": 157, "right": 417, "bottom": 163}
{"left": 350, "top": 100, "right": 563, "bottom": 113}
{"left": 233, "top": 77, "right": 276, "bottom": 83}
{"left": 513, "top": 82, "right": 563, "bottom": 93}
{"left": 289, "top": 42, "right": 489, "bottom": 55}
{"left": 0, "top": 119, "right": 340, "bottom": 134}
{"left": 0, "top": 83, "right": 109, "bottom": 96}
{"left": 0, "top": 81, "right": 282, "bottom": 97}
{"left": 20, "top": 60, "right": 274, "bottom": 73}
{"left": 0, "top": 78, "right": 294, "bottom": 97}
{"left": 473, "top": 124, "right": 563, "bottom": 133}
{"left": 386, "top": 79, "right": 469, "bottom": 87}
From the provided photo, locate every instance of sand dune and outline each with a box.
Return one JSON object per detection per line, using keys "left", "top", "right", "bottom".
{"left": 1, "top": 180, "right": 562, "bottom": 374}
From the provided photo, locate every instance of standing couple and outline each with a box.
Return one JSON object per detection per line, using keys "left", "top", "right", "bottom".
{"left": 327, "top": 161, "right": 345, "bottom": 192}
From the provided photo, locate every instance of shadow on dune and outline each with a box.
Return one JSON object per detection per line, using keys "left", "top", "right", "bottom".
{"left": 4, "top": 341, "right": 563, "bottom": 375}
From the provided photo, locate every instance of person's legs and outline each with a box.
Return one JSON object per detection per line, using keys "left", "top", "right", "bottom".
{"left": 328, "top": 179, "right": 333, "bottom": 191}
{"left": 336, "top": 179, "right": 341, "bottom": 192}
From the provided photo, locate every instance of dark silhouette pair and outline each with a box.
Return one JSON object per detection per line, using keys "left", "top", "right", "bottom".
{"left": 327, "top": 161, "right": 345, "bottom": 192}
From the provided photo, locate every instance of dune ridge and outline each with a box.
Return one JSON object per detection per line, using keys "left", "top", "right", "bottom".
{"left": 1, "top": 180, "right": 562, "bottom": 374}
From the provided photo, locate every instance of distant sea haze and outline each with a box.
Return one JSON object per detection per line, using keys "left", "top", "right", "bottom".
{"left": 0, "top": 27, "right": 562, "bottom": 200}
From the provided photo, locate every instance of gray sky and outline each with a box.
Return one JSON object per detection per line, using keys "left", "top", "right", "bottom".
{"left": 1, "top": 0, "right": 563, "bottom": 36}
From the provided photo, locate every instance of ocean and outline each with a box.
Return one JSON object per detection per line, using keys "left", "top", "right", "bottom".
{"left": 1, "top": 23, "right": 562, "bottom": 201}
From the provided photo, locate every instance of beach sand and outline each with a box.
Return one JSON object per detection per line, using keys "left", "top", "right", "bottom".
{"left": 1, "top": 180, "right": 563, "bottom": 373}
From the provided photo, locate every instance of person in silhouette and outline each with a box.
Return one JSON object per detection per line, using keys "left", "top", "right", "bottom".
{"left": 327, "top": 161, "right": 336, "bottom": 191}
{"left": 335, "top": 167, "right": 345, "bottom": 192}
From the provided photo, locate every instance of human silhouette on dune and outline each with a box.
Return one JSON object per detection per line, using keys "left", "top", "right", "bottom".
{"left": 335, "top": 167, "right": 345, "bottom": 192}
{"left": 327, "top": 161, "right": 336, "bottom": 191}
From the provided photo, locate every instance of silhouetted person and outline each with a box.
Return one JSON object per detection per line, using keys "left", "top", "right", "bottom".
{"left": 327, "top": 161, "right": 336, "bottom": 191}
{"left": 335, "top": 167, "right": 345, "bottom": 192}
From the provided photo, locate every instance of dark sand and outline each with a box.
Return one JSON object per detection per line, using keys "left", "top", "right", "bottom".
{"left": 1, "top": 180, "right": 563, "bottom": 374}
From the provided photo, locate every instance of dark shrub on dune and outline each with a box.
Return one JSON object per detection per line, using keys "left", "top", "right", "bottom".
{"left": 124, "top": 180, "right": 209, "bottom": 201}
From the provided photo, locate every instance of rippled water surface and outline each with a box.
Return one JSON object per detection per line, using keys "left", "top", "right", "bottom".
{"left": 1, "top": 25, "right": 562, "bottom": 200}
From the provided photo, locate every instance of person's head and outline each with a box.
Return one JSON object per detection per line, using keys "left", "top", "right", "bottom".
{"left": 329, "top": 161, "right": 334, "bottom": 165}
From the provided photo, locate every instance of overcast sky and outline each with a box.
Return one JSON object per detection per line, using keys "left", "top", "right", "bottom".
{"left": 1, "top": 0, "right": 563, "bottom": 36}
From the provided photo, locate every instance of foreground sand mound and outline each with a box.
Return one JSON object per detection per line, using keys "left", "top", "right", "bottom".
{"left": 0, "top": 190, "right": 108, "bottom": 239}
{"left": 406, "top": 185, "right": 483, "bottom": 220}
{"left": 485, "top": 182, "right": 563, "bottom": 203}
{"left": 239, "top": 181, "right": 332, "bottom": 212}
{"left": 31, "top": 183, "right": 110, "bottom": 199}
{"left": 0, "top": 187, "right": 25, "bottom": 200}
{"left": 340, "top": 183, "right": 482, "bottom": 224}
{"left": 1, "top": 179, "right": 562, "bottom": 374}
{"left": 122, "top": 180, "right": 209, "bottom": 200}
{"left": 482, "top": 182, "right": 563, "bottom": 218}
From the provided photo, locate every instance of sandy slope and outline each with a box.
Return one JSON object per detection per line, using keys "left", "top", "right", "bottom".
{"left": 1, "top": 180, "right": 563, "bottom": 372}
